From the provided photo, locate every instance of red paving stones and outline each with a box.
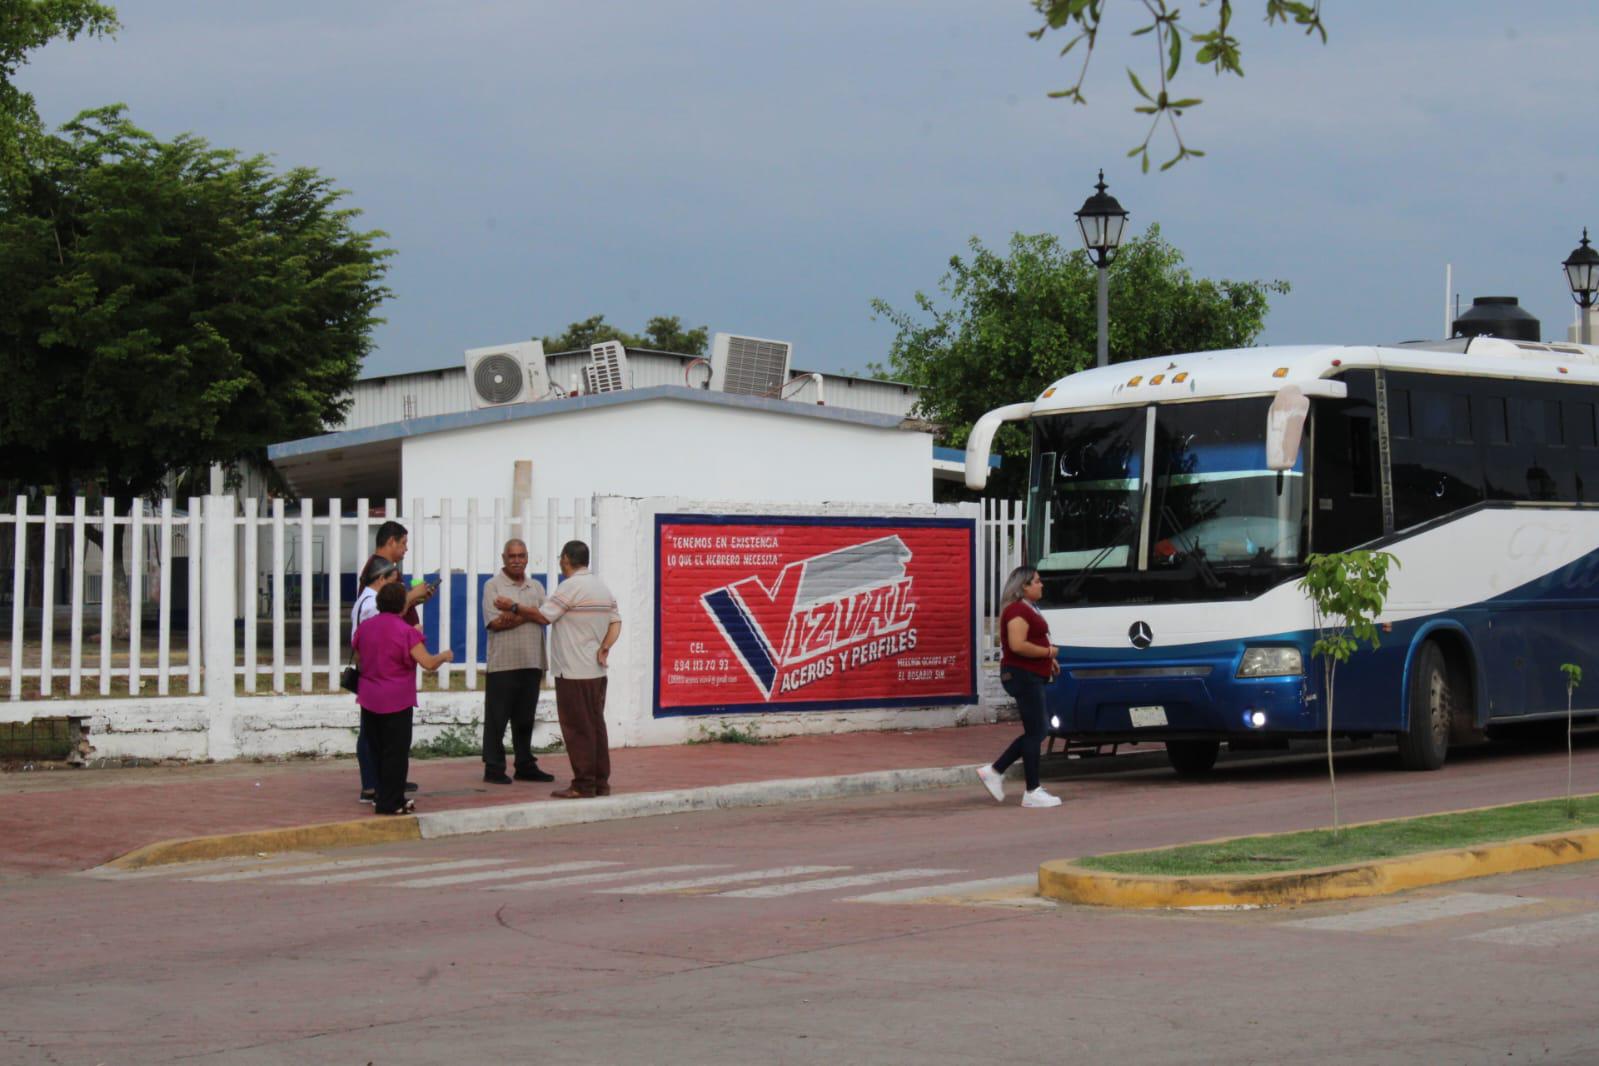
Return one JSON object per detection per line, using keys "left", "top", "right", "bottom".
{"left": 0, "top": 723, "right": 1024, "bottom": 874}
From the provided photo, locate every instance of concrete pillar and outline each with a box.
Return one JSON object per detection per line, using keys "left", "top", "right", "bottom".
{"left": 203, "top": 494, "right": 239, "bottom": 760}
{"left": 592, "top": 495, "right": 643, "bottom": 747}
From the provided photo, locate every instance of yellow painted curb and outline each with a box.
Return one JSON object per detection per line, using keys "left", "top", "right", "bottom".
{"left": 106, "top": 816, "right": 422, "bottom": 871}
{"left": 1039, "top": 826, "right": 1599, "bottom": 909}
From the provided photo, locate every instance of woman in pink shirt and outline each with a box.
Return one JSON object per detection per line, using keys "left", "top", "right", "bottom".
{"left": 352, "top": 582, "right": 453, "bottom": 814}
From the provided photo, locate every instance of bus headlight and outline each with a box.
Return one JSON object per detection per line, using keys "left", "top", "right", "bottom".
{"left": 1236, "top": 647, "right": 1303, "bottom": 678}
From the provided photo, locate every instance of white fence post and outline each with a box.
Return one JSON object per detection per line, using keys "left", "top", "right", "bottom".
{"left": 242, "top": 498, "right": 257, "bottom": 693}
{"left": 99, "top": 498, "right": 113, "bottom": 695}
{"left": 203, "top": 494, "right": 239, "bottom": 759}
{"left": 9, "top": 495, "right": 25, "bottom": 700}
{"left": 157, "top": 499, "right": 172, "bottom": 696}
{"left": 187, "top": 498, "right": 201, "bottom": 695}
{"left": 39, "top": 497, "right": 56, "bottom": 697}
{"left": 69, "top": 497, "right": 86, "bottom": 696}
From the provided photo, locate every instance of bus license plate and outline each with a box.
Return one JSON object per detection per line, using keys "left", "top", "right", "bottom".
{"left": 1129, "top": 705, "right": 1167, "bottom": 727}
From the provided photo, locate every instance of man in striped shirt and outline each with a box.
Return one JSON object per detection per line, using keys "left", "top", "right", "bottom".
{"left": 524, "top": 541, "right": 622, "bottom": 799}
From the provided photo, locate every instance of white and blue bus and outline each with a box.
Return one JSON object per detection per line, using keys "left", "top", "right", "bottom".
{"left": 966, "top": 337, "right": 1599, "bottom": 775}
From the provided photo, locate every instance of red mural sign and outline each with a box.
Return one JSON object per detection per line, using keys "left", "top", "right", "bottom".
{"left": 654, "top": 515, "right": 976, "bottom": 716}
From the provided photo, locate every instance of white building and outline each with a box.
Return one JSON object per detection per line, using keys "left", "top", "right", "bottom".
{"left": 269, "top": 385, "right": 938, "bottom": 507}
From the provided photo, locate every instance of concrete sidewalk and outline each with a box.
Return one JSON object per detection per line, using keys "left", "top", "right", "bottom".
{"left": 0, "top": 723, "right": 1140, "bottom": 874}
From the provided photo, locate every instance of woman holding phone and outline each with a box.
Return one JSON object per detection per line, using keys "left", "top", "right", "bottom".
{"left": 352, "top": 581, "right": 453, "bottom": 814}
{"left": 976, "top": 566, "right": 1062, "bottom": 809}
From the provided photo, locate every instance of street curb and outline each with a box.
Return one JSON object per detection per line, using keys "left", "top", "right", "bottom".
{"left": 107, "top": 816, "right": 421, "bottom": 871}
{"left": 414, "top": 765, "right": 976, "bottom": 841}
{"left": 101, "top": 763, "right": 980, "bottom": 870}
{"left": 1038, "top": 826, "right": 1599, "bottom": 909}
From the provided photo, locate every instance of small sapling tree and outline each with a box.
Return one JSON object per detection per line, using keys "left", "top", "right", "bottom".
{"left": 1561, "top": 663, "right": 1583, "bottom": 819}
{"left": 1299, "top": 550, "right": 1397, "bottom": 835}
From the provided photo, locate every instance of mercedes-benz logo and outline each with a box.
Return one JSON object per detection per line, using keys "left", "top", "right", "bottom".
{"left": 1128, "top": 621, "right": 1153, "bottom": 650}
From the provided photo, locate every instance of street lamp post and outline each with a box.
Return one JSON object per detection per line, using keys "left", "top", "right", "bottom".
{"left": 1075, "top": 170, "right": 1129, "bottom": 368}
{"left": 1564, "top": 229, "right": 1599, "bottom": 345}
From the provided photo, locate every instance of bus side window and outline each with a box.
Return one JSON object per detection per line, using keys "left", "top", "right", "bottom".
{"left": 1388, "top": 373, "right": 1485, "bottom": 530}
{"left": 1348, "top": 416, "right": 1374, "bottom": 496}
{"left": 1311, "top": 371, "right": 1383, "bottom": 552}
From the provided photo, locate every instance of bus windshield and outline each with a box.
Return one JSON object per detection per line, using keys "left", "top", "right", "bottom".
{"left": 1029, "top": 396, "right": 1307, "bottom": 603}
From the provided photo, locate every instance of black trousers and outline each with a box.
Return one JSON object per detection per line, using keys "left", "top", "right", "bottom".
{"left": 361, "top": 707, "right": 414, "bottom": 814}
{"left": 994, "top": 670, "right": 1049, "bottom": 791}
{"left": 484, "top": 668, "right": 543, "bottom": 773}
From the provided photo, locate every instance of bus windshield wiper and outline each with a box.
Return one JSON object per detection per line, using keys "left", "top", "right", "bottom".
{"left": 1062, "top": 518, "right": 1140, "bottom": 600}
{"left": 1158, "top": 504, "right": 1224, "bottom": 590}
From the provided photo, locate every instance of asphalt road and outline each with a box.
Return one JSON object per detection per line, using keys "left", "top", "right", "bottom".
{"left": 6, "top": 734, "right": 1599, "bottom": 1064}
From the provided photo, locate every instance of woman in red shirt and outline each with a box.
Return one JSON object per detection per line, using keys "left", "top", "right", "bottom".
{"left": 352, "top": 582, "right": 453, "bottom": 815}
{"left": 976, "top": 566, "right": 1062, "bottom": 808}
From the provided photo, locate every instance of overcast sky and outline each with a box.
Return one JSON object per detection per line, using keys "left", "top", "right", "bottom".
{"left": 22, "top": 2, "right": 1599, "bottom": 379}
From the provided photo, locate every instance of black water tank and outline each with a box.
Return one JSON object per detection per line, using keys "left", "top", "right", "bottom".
{"left": 1452, "top": 296, "right": 1540, "bottom": 342}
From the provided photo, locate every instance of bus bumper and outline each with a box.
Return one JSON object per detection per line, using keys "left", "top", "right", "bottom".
{"left": 1045, "top": 658, "right": 1315, "bottom": 740}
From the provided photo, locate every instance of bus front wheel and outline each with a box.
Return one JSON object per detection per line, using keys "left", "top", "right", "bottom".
{"left": 1398, "top": 641, "right": 1453, "bottom": 771}
{"left": 1166, "top": 739, "right": 1221, "bottom": 777}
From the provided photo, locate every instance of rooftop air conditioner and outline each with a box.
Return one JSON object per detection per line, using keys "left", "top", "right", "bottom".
{"left": 465, "top": 341, "right": 550, "bottom": 409}
{"left": 710, "top": 333, "right": 793, "bottom": 397}
{"left": 587, "top": 341, "right": 631, "bottom": 394}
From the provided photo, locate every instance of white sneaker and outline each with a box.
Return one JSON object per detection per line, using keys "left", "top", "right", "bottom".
{"left": 1022, "top": 787, "right": 1062, "bottom": 809}
{"left": 975, "top": 764, "right": 1006, "bottom": 803}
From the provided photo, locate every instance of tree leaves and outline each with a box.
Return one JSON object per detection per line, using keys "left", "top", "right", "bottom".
{"left": 1030, "top": 0, "right": 1327, "bottom": 169}
{"left": 0, "top": 106, "right": 391, "bottom": 497}
{"left": 541, "top": 314, "right": 708, "bottom": 356}
{"left": 870, "top": 225, "right": 1287, "bottom": 499}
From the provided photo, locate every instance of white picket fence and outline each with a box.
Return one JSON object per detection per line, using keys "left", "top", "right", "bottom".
{"left": 978, "top": 498, "right": 1027, "bottom": 662}
{"left": 4, "top": 492, "right": 1018, "bottom": 698}
{"left": 0, "top": 495, "right": 595, "bottom": 700}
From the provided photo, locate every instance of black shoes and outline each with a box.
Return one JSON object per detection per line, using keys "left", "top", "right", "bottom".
{"left": 483, "top": 770, "right": 514, "bottom": 785}
{"left": 514, "top": 766, "right": 556, "bottom": 782}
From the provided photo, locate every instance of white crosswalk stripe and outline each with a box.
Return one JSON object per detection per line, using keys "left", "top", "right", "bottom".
{"left": 607, "top": 866, "right": 850, "bottom": 895}
{"left": 719, "top": 868, "right": 963, "bottom": 899}
{"left": 485, "top": 864, "right": 725, "bottom": 892}
{"left": 1285, "top": 893, "right": 1532, "bottom": 932}
{"left": 846, "top": 874, "right": 1037, "bottom": 904}
{"left": 1463, "top": 910, "right": 1599, "bottom": 947}
{"left": 289, "top": 859, "right": 512, "bottom": 885}
{"left": 186, "top": 856, "right": 418, "bottom": 883}
{"left": 395, "top": 861, "right": 620, "bottom": 888}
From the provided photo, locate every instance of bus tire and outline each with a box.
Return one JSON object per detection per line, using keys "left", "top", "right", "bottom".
{"left": 1398, "top": 641, "right": 1453, "bottom": 771}
{"left": 1166, "top": 739, "right": 1221, "bottom": 777}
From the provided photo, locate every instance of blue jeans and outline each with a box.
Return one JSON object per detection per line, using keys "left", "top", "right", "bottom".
{"left": 994, "top": 668, "right": 1050, "bottom": 791}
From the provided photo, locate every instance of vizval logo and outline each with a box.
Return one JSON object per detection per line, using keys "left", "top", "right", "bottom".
{"left": 700, "top": 535, "right": 919, "bottom": 700}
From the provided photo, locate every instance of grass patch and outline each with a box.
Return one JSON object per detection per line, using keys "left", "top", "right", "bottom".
{"left": 1077, "top": 795, "right": 1599, "bottom": 877}
{"left": 687, "top": 724, "right": 772, "bottom": 746}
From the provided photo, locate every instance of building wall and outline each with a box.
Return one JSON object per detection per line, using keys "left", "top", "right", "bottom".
{"left": 399, "top": 397, "right": 933, "bottom": 512}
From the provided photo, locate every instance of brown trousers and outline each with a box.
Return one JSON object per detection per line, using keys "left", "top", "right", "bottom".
{"left": 554, "top": 676, "right": 610, "bottom": 795}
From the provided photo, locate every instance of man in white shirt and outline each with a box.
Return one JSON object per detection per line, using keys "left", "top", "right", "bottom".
{"left": 523, "top": 541, "right": 621, "bottom": 799}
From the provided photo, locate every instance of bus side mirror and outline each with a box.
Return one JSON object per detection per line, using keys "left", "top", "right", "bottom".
{"left": 1266, "top": 386, "right": 1310, "bottom": 470}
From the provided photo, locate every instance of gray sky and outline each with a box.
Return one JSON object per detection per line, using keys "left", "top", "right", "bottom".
{"left": 23, "top": 2, "right": 1599, "bottom": 378}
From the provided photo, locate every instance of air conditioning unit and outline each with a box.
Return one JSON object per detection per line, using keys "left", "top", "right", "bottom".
{"left": 587, "top": 341, "right": 631, "bottom": 394}
{"left": 464, "top": 341, "right": 550, "bottom": 409}
{"left": 710, "top": 333, "right": 792, "bottom": 397}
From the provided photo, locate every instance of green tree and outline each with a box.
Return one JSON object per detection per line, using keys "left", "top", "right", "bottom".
{"left": 0, "top": 0, "right": 120, "bottom": 191}
{"left": 0, "top": 107, "right": 391, "bottom": 499}
{"left": 1300, "top": 550, "right": 1397, "bottom": 836}
{"left": 542, "top": 313, "right": 708, "bottom": 356}
{"left": 1029, "top": 0, "right": 1327, "bottom": 170}
{"left": 871, "top": 225, "right": 1286, "bottom": 498}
